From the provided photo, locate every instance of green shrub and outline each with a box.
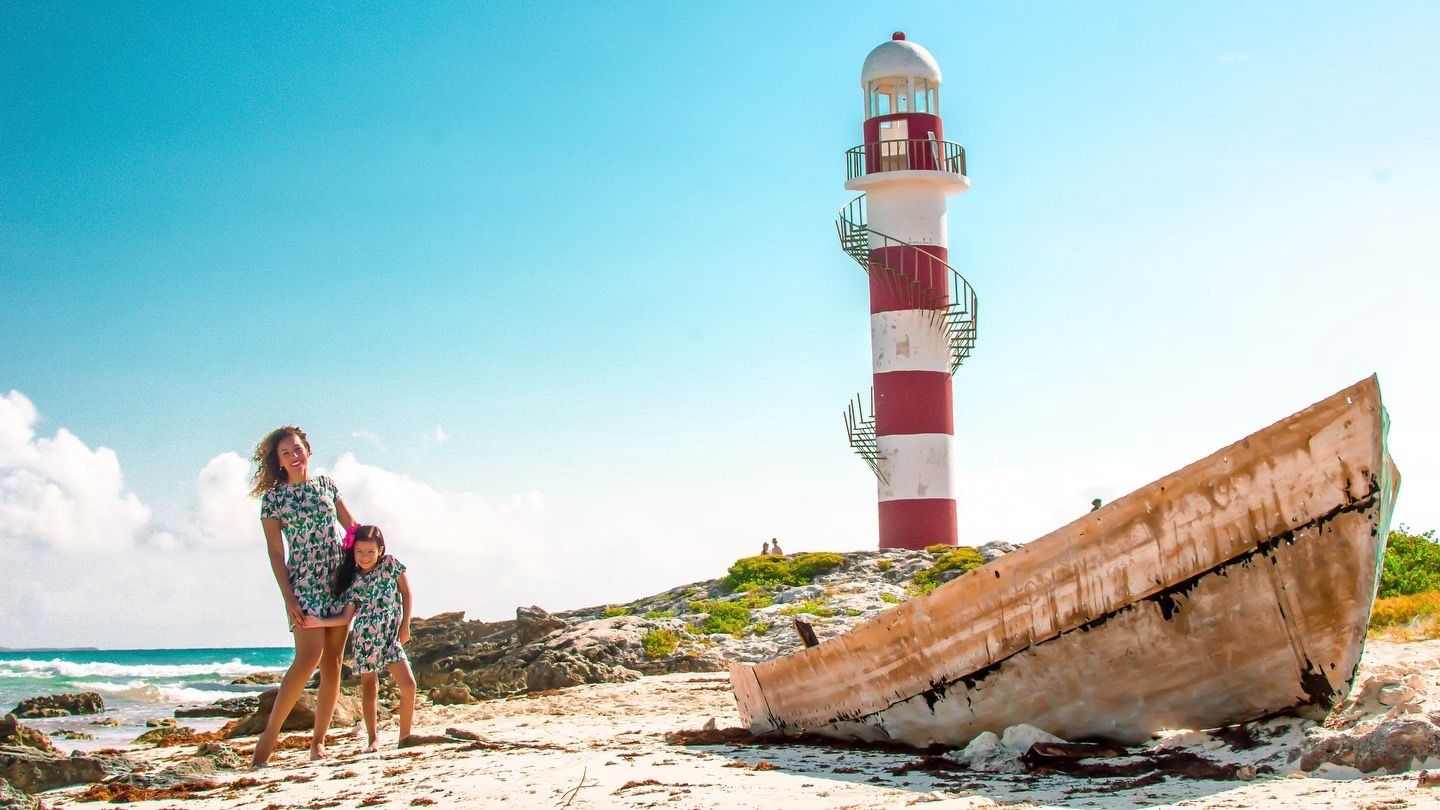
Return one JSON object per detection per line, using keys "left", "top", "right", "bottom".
{"left": 737, "top": 592, "right": 773, "bottom": 609}
{"left": 642, "top": 628, "right": 678, "bottom": 658}
{"left": 925, "top": 544, "right": 952, "bottom": 555}
{"left": 791, "top": 552, "right": 845, "bottom": 580}
{"left": 1378, "top": 528, "right": 1440, "bottom": 598}
{"left": 642, "top": 608, "right": 676, "bottom": 619}
{"left": 879, "top": 592, "right": 903, "bottom": 604}
{"left": 877, "top": 559, "right": 893, "bottom": 572}
{"left": 723, "top": 552, "right": 845, "bottom": 590}
{"left": 601, "top": 605, "right": 631, "bottom": 618}
{"left": 912, "top": 547, "right": 985, "bottom": 593}
{"left": 751, "top": 622, "right": 771, "bottom": 635}
{"left": 689, "top": 599, "right": 751, "bottom": 635}
{"left": 777, "top": 599, "right": 836, "bottom": 618}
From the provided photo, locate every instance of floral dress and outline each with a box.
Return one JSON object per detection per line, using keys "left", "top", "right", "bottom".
{"left": 260, "top": 475, "right": 347, "bottom": 620}
{"left": 345, "top": 555, "right": 409, "bottom": 673}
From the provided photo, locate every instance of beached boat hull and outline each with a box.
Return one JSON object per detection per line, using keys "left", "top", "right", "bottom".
{"left": 730, "top": 376, "right": 1400, "bottom": 745}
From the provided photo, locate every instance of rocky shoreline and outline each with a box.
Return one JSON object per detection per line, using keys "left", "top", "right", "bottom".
{"left": 8, "top": 549, "right": 1440, "bottom": 808}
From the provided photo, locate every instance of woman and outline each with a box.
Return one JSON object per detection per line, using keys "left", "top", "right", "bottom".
{"left": 248, "top": 425, "right": 356, "bottom": 766}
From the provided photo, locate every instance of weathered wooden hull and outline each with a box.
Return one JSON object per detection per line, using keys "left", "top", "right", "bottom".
{"left": 730, "top": 376, "right": 1400, "bottom": 746}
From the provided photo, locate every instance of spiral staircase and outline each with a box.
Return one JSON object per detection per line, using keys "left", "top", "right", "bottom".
{"left": 837, "top": 183, "right": 979, "bottom": 483}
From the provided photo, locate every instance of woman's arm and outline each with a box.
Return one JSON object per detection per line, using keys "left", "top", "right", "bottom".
{"left": 301, "top": 605, "right": 354, "bottom": 629}
{"left": 262, "top": 518, "right": 302, "bottom": 628}
{"left": 335, "top": 494, "right": 357, "bottom": 530}
{"left": 397, "top": 572, "right": 413, "bottom": 644}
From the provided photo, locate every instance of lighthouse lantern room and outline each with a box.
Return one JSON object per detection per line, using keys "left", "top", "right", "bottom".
{"left": 838, "top": 32, "right": 978, "bottom": 550}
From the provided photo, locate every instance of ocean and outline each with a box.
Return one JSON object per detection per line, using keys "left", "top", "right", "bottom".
{"left": 0, "top": 647, "right": 292, "bottom": 751}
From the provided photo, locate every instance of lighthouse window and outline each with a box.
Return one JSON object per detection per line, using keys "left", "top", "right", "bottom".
{"left": 912, "top": 79, "right": 936, "bottom": 113}
{"left": 867, "top": 79, "right": 897, "bottom": 117}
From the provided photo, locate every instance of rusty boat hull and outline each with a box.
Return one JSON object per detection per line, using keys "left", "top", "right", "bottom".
{"left": 730, "top": 376, "right": 1400, "bottom": 746}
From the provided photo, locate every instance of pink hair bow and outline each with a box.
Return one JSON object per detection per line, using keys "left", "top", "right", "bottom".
{"left": 342, "top": 524, "right": 360, "bottom": 550}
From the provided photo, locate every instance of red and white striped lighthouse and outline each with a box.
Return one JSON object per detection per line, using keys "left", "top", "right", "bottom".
{"left": 839, "top": 33, "right": 978, "bottom": 550}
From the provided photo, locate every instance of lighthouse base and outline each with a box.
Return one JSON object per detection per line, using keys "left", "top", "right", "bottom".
{"left": 878, "top": 499, "right": 956, "bottom": 550}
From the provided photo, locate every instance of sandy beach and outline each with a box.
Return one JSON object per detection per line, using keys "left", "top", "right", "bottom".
{"left": 28, "top": 637, "right": 1440, "bottom": 810}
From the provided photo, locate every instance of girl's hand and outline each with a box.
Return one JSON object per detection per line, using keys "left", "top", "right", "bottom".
{"left": 398, "top": 623, "right": 411, "bottom": 644}
{"left": 299, "top": 615, "right": 319, "bottom": 629}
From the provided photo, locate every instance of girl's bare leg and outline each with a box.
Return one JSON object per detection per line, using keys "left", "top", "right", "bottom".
{"left": 310, "top": 624, "right": 349, "bottom": 760}
{"left": 360, "top": 672, "right": 379, "bottom": 751}
{"left": 251, "top": 627, "right": 325, "bottom": 767}
{"left": 387, "top": 659, "right": 416, "bottom": 745}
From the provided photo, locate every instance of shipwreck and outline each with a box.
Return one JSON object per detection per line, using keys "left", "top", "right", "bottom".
{"left": 730, "top": 375, "right": 1400, "bottom": 746}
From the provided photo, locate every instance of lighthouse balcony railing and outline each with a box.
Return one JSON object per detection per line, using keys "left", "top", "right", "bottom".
{"left": 845, "top": 139, "right": 967, "bottom": 180}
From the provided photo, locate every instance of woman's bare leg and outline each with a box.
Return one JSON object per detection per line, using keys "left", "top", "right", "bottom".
{"left": 310, "top": 624, "right": 349, "bottom": 759}
{"left": 360, "top": 672, "right": 379, "bottom": 751}
{"left": 251, "top": 627, "right": 324, "bottom": 767}
{"left": 387, "top": 660, "right": 416, "bottom": 745}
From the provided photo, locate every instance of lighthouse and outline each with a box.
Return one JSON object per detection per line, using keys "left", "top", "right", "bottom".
{"left": 839, "top": 33, "right": 977, "bottom": 550}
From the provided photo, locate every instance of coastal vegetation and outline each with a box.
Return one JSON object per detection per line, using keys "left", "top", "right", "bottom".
{"left": 1369, "top": 527, "right": 1440, "bottom": 639}
{"left": 721, "top": 552, "right": 845, "bottom": 590}
{"left": 911, "top": 546, "right": 986, "bottom": 594}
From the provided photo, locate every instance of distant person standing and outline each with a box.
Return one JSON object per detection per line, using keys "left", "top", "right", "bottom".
{"left": 770, "top": 538, "right": 784, "bottom": 556}
{"left": 761, "top": 540, "right": 771, "bottom": 556}
{"left": 1091, "top": 498, "right": 1103, "bottom": 512}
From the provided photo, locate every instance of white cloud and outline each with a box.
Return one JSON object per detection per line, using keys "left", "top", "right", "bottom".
{"left": 432, "top": 424, "right": 448, "bottom": 445}
{"left": 1216, "top": 53, "right": 1250, "bottom": 62}
{"left": 193, "top": 451, "right": 259, "bottom": 548}
{"left": 0, "top": 391, "right": 151, "bottom": 551}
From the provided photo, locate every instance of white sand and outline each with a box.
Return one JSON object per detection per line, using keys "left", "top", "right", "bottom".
{"left": 38, "top": 643, "right": 1440, "bottom": 809}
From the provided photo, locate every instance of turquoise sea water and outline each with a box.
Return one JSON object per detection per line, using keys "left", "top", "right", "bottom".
{"left": 0, "top": 647, "right": 293, "bottom": 751}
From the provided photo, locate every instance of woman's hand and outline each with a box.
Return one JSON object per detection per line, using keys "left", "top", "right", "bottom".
{"left": 398, "top": 622, "right": 411, "bottom": 644}
{"left": 285, "top": 597, "right": 305, "bottom": 629}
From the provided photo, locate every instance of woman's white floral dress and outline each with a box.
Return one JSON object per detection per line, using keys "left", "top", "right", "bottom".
{"left": 345, "top": 554, "right": 408, "bottom": 672}
{"left": 260, "top": 475, "right": 347, "bottom": 620}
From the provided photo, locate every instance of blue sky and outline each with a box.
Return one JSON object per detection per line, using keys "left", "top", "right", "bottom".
{"left": 2, "top": 2, "right": 1437, "bottom": 647}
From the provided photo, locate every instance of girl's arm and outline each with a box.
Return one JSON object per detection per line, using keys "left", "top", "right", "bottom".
{"left": 301, "top": 605, "right": 355, "bottom": 629}
{"left": 262, "top": 518, "right": 303, "bottom": 628}
{"left": 397, "top": 572, "right": 413, "bottom": 644}
{"left": 335, "top": 494, "right": 357, "bottom": 530}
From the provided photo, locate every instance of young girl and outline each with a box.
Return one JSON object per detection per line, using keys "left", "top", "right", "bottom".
{"left": 249, "top": 425, "right": 357, "bottom": 767}
{"left": 307, "top": 524, "right": 416, "bottom": 751}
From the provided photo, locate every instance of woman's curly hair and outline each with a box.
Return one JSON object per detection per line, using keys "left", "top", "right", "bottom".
{"left": 249, "top": 425, "right": 311, "bottom": 498}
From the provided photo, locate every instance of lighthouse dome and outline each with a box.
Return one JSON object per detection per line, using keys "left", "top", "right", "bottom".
{"left": 860, "top": 34, "right": 942, "bottom": 87}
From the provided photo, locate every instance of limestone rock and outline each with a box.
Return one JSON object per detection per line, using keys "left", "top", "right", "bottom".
{"left": 10, "top": 693, "right": 103, "bottom": 719}
{"left": 1302, "top": 713, "right": 1440, "bottom": 774}
{"left": 1001, "top": 723, "right": 1066, "bottom": 756}
{"left": 951, "top": 731, "right": 1023, "bottom": 773}
{"left": 0, "top": 717, "right": 53, "bottom": 754}
{"left": 0, "top": 746, "right": 126, "bottom": 793}
{"left": 230, "top": 672, "right": 284, "bottom": 685}
{"left": 132, "top": 726, "right": 196, "bottom": 746}
{"left": 227, "top": 688, "right": 361, "bottom": 738}
{"left": 175, "top": 695, "right": 259, "bottom": 718}
{"left": 515, "top": 606, "right": 566, "bottom": 646}
{"left": 428, "top": 684, "right": 476, "bottom": 706}
{"left": 525, "top": 652, "right": 640, "bottom": 692}
{"left": 0, "top": 778, "right": 37, "bottom": 810}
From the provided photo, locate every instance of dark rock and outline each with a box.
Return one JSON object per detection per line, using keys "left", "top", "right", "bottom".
{"left": 10, "top": 693, "right": 103, "bottom": 719}
{"left": 525, "top": 652, "right": 640, "bottom": 692}
{"left": 427, "top": 685, "right": 476, "bottom": 706}
{"left": 0, "top": 717, "right": 53, "bottom": 754}
{"left": 0, "top": 778, "right": 37, "bottom": 810}
{"left": 145, "top": 717, "right": 177, "bottom": 728}
{"left": 52, "top": 730, "right": 93, "bottom": 741}
{"left": 132, "top": 726, "right": 196, "bottom": 746}
{"left": 0, "top": 745, "right": 128, "bottom": 794}
{"left": 515, "top": 606, "right": 566, "bottom": 646}
{"left": 175, "top": 695, "right": 259, "bottom": 718}
{"left": 1302, "top": 714, "right": 1440, "bottom": 774}
{"left": 230, "top": 672, "right": 284, "bottom": 685}
{"left": 227, "top": 688, "right": 361, "bottom": 738}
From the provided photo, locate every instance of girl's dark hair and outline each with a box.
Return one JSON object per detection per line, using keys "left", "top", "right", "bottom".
{"left": 249, "top": 425, "right": 311, "bottom": 498}
{"left": 332, "top": 525, "right": 386, "bottom": 598}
